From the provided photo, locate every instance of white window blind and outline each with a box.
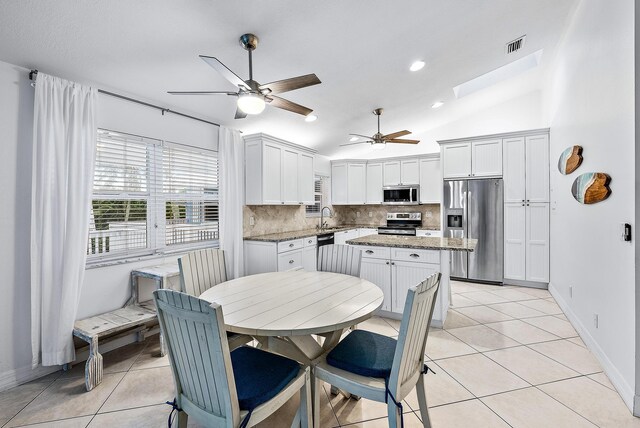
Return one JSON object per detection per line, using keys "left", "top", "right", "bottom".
{"left": 87, "top": 129, "right": 219, "bottom": 263}
{"left": 306, "top": 175, "right": 325, "bottom": 217}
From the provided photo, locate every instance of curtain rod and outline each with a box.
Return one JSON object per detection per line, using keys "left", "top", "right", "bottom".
{"left": 29, "top": 69, "right": 221, "bottom": 128}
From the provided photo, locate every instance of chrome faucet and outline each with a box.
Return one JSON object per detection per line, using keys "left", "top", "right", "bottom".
{"left": 319, "top": 206, "right": 334, "bottom": 230}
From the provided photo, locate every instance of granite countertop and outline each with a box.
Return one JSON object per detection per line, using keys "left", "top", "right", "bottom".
{"left": 346, "top": 235, "right": 477, "bottom": 252}
{"left": 244, "top": 224, "right": 442, "bottom": 243}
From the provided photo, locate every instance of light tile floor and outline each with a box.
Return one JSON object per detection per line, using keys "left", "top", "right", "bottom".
{"left": 2, "top": 281, "right": 639, "bottom": 427}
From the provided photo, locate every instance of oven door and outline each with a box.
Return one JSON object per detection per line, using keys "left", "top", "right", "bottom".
{"left": 382, "top": 186, "right": 419, "bottom": 205}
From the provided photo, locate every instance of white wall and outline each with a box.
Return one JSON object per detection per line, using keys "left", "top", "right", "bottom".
{"left": 0, "top": 60, "right": 221, "bottom": 390}
{"left": 543, "top": 0, "right": 636, "bottom": 412}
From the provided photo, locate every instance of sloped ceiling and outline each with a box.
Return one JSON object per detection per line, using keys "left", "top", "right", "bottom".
{"left": 0, "top": 0, "right": 577, "bottom": 157}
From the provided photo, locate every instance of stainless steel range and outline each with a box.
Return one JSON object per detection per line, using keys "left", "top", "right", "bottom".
{"left": 377, "top": 212, "right": 421, "bottom": 236}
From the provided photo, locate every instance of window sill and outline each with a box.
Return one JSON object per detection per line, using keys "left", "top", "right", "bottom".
{"left": 85, "top": 242, "right": 219, "bottom": 269}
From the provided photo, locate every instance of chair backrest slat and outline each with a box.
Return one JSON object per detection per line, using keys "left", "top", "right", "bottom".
{"left": 179, "top": 248, "right": 228, "bottom": 296}
{"left": 388, "top": 273, "right": 440, "bottom": 396}
{"left": 154, "top": 289, "right": 240, "bottom": 425}
{"left": 318, "top": 244, "right": 362, "bottom": 277}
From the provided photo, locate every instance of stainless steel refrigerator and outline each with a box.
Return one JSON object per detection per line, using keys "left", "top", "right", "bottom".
{"left": 443, "top": 178, "right": 504, "bottom": 283}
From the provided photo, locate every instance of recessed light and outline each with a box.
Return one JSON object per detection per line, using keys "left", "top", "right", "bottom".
{"left": 431, "top": 101, "right": 444, "bottom": 109}
{"left": 349, "top": 136, "right": 359, "bottom": 142}
{"left": 410, "top": 60, "right": 425, "bottom": 72}
{"left": 305, "top": 114, "right": 317, "bottom": 122}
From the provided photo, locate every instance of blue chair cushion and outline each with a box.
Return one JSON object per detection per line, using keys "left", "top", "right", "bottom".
{"left": 231, "top": 346, "right": 300, "bottom": 410}
{"left": 326, "top": 329, "right": 398, "bottom": 379}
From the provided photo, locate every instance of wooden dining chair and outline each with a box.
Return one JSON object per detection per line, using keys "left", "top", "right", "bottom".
{"left": 317, "top": 244, "right": 362, "bottom": 277}
{"left": 178, "top": 248, "right": 251, "bottom": 350}
{"left": 313, "top": 273, "right": 441, "bottom": 428}
{"left": 154, "top": 289, "right": 312, "bottom": 428}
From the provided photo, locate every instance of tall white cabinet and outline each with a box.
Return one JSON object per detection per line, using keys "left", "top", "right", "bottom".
{"left": 244, "top": 133, "right": 316, "bottom": 205}
{"left": 503, "top": 134, "right": 550, "bottom": 284}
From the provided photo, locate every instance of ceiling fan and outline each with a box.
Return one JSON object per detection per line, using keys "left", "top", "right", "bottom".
{"left": 168, "top": 33, "right": 321, "bottom": 119}
{"left": 341, "top": 108, "right": 420, "bottom": 149}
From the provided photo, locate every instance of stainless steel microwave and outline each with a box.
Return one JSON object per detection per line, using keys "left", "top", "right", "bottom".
{"left": 382, "top": 186, "right": 420, "bottom": 205}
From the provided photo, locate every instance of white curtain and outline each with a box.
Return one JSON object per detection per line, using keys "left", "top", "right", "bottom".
{"left": 219, "top": 126, "right": 244, "bottom": 279}
{"left": 31, "top": 73, "right": 98, "bottom": 367}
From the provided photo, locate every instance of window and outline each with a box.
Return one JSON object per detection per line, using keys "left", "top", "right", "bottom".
{"left": 305, "top": 175, "right": 326, "bottom": 217}
{"left": 87, "top": 130, "right": 219, "bottom": 262}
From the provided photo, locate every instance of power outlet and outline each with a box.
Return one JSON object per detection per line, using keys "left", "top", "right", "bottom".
{"left": 425, "top": 211, "right": 433, "bottom": 218}
{"left": 356, "top": 211, "right": 360, "bottom": 218}
{"left": 594, "top": 314, "right": 599, "bottom": 329}
{"left": 569, "top": 286, "right": 573, "bottom": 298}
{"left": 368, "top": 212, "right": 373, "bottom": 218}
{"left": 249, "top": 216, "right": 255, "bottom": 226}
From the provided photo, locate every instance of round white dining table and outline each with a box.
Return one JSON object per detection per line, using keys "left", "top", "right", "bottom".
{"left": 199, "top": 270, "right": 384, "bottom": 364}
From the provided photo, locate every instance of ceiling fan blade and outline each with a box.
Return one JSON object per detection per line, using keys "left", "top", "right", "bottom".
{"left": 167, "top": 91, "right": 238, "bottom": 95}
{"left": 199, "top": 55, "right": 250, "bottom": 90}
{"left": 259, "top": 74, "right": 321, "bottom": 95}
{"left": 234, "top": 106, "right": 247, "bottom": 119}
{"left": 266, "top": 95, "right": 313, "bottom": 116}
{"left": 387, "top": 138, "right": 420, "bottom": 144}
{"left": 349, "top": 133, "right": 374, "bottom": 139}
{"left": 382, "top": 130, "right": 411, "bottom": 139}
{"left": 339, "top": 141, "right": 372, "bottom": 147}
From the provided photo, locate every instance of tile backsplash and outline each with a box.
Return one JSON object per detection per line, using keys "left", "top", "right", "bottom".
{"left": 243, "top": 204, "right": 440, "bottom": 237}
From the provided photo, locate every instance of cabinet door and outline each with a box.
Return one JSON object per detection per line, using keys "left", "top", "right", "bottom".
{"left": 282, "top": 148, "right": 299, "bottom": 204}
{"left": 526, "top": 135, "right": 550, "bottom": 203}
{"left": 503, "top": 137, "right": 526, "bottom": 203}
{"left": 504, "top": 203, "right": 526, "bottom": 281}
{"left": 302, "top": 245, "right": 317, "bottom": 271}
{"left": 401, "top": 159, "right": 420, "bottom": 184}
{"left": 419, "top": 158, "right": 441, "bottom": 203}
{"left": 392, "top": 261, "right": 439, "bottom": 313}
{"left": 442, "top": 143, "right": 472, "bottom": 178}
{"left": 383, "top": 161, "right": 401, "bottom": 186}
{"left": 334, "top": 230, "right": 349, "bottom": 245}
{"left": 277, "top": 249, "right": 303, "bottom": 271}
{"left": 331, "top": 163, "right": 348, "bottom": 205}
{"left": 360, "top": 258, "right": 392, "bottom": 312}
{"left": 263, "top": 143, "right": 283, "bottom": 204}
{"left": 366, "top": 162, "right": 383, "bottom": 204}
{"left": 348, "top": 163, "right": 366, "bottom": 204}
{"left": 526, "top": 203, "right": 549, "bottom": 282}
{"left": 298, "top": 153, "right": 315, "bottom": 205}
{"left": 472, "top": 139, "right": 503, "bottom": 177}
{"left": 358, "top": 228, "right": 377, "bottom": 237}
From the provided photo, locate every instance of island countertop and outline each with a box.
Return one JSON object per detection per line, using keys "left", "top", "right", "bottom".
{"left": 346, "top": 235, "right": 477, "bottom": 252}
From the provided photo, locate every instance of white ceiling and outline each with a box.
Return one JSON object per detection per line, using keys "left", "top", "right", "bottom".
{"left": 0, "top": 0, "right": 577, "bottom": 157}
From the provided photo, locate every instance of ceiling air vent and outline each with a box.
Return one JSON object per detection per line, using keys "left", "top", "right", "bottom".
{"left": 505, "top": 35, "right": 526, "bottom": 54}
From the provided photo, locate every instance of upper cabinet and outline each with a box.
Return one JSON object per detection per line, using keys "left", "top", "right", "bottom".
{"left": 471, "top": 139, "right": 502, "bottom": 177}
{"left": 419, "top": 158, "right": 441, "bottom": 203}
{"left": 503, "top": 134, "right": 549, "bottom": 203}
{"left": 383, "top": 161, "right": 400, "bottom": 186}
{"left": 244, "top": 134, "right": 315, "bottom": 205}
{"left": 332, "top": 161, "right": 366, "bottom": 205}
{"left": 442, "top": 143, "right": 472, "bottom": 178}
{"left": 366, "top": 162, "right": 383, "bottom": 204}
{"left": 383, "top": 159, "right": 419, "bottom": 185}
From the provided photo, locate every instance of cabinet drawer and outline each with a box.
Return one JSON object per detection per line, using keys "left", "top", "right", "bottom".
{"left": 355, "top": 246, "right": 391, "bottom": 260}
{"left": 278, "top": 239, "right": 304, "bottom": 253}
{"left": 277, "top": 249, "right": 303, "bottom": 271}
{"left": 416, "top": 230, "right": 442, "bottom": 237}
{"left": 303, "top": 236, "right": 317, "bottom": 247}
{"left": 392, "top": 248, "right": 440, "bottom": 264}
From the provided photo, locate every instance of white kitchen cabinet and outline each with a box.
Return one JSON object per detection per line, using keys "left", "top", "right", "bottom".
{"left": 525, "top": 135, "right": 550, "bottom": 203}
{"left": 392, "top": 260, "right": 439, "bottom": 313}
{"left": 331, "top": 161, "right": 367, "bottom": 205}
{"left": 401, "top": 159, "right": 420, "bottom": 184}
{"left": 302, "top": 245, "right": 317, "bottom": 271}
{"left": 245, "top": 134, "right": 315, "bottom": 205}
{"left": 525, "top": 203, "right": 549, "bottom": 282}
{"left": 360, "top": 258, "right": 392, "bottom": 311}
{"left": 471, "top": 139, "right": 502, "bottom": 177}
{"left": 504, "top": 202, "right": 549, "bottom": 283}
{"left": 503, "top": 137, "right": 526, "bottom": 203}
{"left": 442, "top": 143, "right": 472, "bottom": 178}
{"left": 335, "top": 229, "right": 359, "bottom": 245}
{"left": 277, "top": 249, "right": 303, "bottom": 271}
{"left": 383, "top": 161, "right": 401, "bottom": 186}
{"left": 245, "top": 236, "right": 316, "bottom": 275}
{"left": 416, "top": 230, "right": 442, "bottom": 238}
{"left": 419, "top": 158, "right": 441, "bottom": 203}
{"left": 366, "top": 162, "right": 383, "bottom": 204}
{"left": 358, "top": 228, "right": 378, "bottom": 238}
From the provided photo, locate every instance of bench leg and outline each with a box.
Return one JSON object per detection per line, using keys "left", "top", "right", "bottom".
{"left": 85, "top": 337, "right": 103, "bottom": 392}
{"left": 159, "top": 332, "right": 167, "bottom": 357}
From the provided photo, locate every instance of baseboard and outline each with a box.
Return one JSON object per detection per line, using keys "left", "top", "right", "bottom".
{"left": 634, "top": 395, "right": 640, "bottom": 417}
{"left": 0, "top": 363, "right": 60, "bottom": 392}
{"left": 549, "top": 283, "right": 635, "bottom": 413}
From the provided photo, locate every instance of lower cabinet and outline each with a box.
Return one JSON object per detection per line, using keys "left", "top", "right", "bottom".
{"left": 245, "top": 236, "right": 317, "bottom": 275}
{"left": 335, "top": 229, "right": 360, "bottom": 245}
{"left": 504, "top": 202, "right": 549, "bottom": 283}
{"left": 303, "top": 245, "right": 317, "bottom": 271}
{"left": 277, "top": 248, "right": 303, "bottom": 271}
{"left": 357, "top": 246, "right": 440, "bottom": 315}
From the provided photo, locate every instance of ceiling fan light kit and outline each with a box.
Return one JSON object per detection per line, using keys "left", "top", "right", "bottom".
{"left": 169, "top": 33, "right": 321, "bottom": 119}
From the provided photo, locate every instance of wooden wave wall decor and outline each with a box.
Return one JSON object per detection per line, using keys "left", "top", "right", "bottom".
{"left": 558, "top": 145, "right": 583, "bottom": 175}
{"left": 571, "top": 172, "right": 611, "bottom": 204}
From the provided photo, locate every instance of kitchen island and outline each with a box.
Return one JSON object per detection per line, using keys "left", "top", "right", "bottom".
{"left": 346, "top": 235, "right": 477, "bottom": 327}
